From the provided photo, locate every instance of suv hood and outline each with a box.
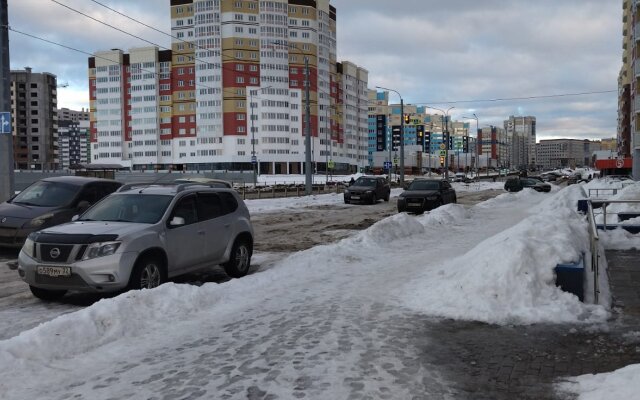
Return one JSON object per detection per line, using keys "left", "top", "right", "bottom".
{"left": 38, "top": 221, "right": 150, "bottom": 237}
{"left": 0, "top": 201, "right": 58, "bottom": 220}
{"left": 348, "top": 185, "right": 376, "bottom": 191}
{"left": 400, "top": 190, "right": 439, "bottom": 197}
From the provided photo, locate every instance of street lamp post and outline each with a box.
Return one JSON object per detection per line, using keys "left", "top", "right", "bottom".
{"left": 376, "top": 86, "right": 404, "bottom": 185}
{"left": 426, "top": 106, "right": 455, "bottom": 180}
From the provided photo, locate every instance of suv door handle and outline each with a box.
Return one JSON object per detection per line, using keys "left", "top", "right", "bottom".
{"left": 197, "top": 230, "right": 205, "bottom": 235}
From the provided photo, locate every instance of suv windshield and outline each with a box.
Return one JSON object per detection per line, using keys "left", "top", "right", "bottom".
{"left": 11, "top": 181, "right": 80, "bottom": 207}
{"left": 408, "top": 181, "right": 440, "bottom": 191}
{"left": 79, "top": 194, "right": 173, "bottom": 224}
{"left": 353, "top": 178, "right": 377, "bottom": 187}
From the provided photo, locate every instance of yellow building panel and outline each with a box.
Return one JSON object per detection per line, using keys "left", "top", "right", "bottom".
{"left": 170, "top": 2, "right": 193, "bottom": 19}
{"left": 221, "top": 37, "right": 259, "bottom": 52}
{"left": 220, "top": 0, "right": 259, "bottom": 14}
{"left": 223, "top": 98, "right": 244, "bottom": 114}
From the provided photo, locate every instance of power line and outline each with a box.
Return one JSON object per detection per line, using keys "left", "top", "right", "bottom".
{"left": 412, "top": 90, "right": 617, "bottom": 106}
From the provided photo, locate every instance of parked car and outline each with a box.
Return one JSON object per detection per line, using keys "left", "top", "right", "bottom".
{"left": 567, "top": 173, "right": 583, "bottom": 185}
{"left": 397, "top": 179, "right": 457, "bottom": 214}
{"left": 454, "top": 172, "right": 467, "bottom": 182}
{"left": 173, "top": 177, "right": 233, "bottom": 188}
{"left": 17, "top": 182, "right": 254, "bottom": 300}
{"left": 0, "top": 176, "right": 122, "bottom": 248}
{"left": 343, "top": 176, "right": 390, "bottom": 204}
{"left": 504, "top": 177, "right": 551, "bottom": 193}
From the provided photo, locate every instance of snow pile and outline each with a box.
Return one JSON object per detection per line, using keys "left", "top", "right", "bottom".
{"left": 399, "top": 189, "right": 608, "bottom": 325}
{"left": 557, "top": 364, "right": 640, "bottom": 400}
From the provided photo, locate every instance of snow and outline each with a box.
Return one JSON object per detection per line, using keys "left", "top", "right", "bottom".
{"left": 1, "top": 178, "right": 639, "bottom": 399}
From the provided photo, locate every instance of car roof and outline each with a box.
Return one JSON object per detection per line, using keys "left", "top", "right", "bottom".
{"left": 173, "top": 177, "right": 232, "bottom": 186}
{"left": 117, "top": 182, "right": 235, "bottom": 195}
{"left": 41, "top": 176, "right": 120, "bottom": 186}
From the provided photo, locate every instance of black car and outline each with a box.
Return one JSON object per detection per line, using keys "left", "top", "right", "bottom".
{"left": 0, "top": 176, "right": 122, "bottom": 248}
{"left": 344, "top": 176, "right": 390, "bottom": 204}
{"left": 504, "top": 177, "right": 551, "bottom": 193}
{"left": 397, "top": 179, "right": 457, "bottom": 214}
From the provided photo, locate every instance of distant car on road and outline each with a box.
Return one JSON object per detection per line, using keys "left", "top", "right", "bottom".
{"left": 0, "top": 176, "right": 122, "bottom": 248}
{"left": 344, "top": 176, "right": 390, "bottom": 204}
{"left": 17, "top": 182, "right": 254, "bottom": 300}
{"left": 504, "top": 177, "right": 551, "bottom": 193}
{"left": 397, "top": 179, "right": 457, "bottom": 214}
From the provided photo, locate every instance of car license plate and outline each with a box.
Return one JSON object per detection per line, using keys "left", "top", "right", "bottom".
{"left": 351, "top": 196, "right": 360, "bottom": 200}
{"left": 37, "top": 266, "right": 71, "bottom": 277}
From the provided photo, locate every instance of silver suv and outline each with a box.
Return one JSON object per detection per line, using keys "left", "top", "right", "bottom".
{"left": 17, "top": 183, "right": 254, "bottom": 300}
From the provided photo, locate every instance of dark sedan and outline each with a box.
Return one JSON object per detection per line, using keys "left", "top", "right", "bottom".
{"left": 397, "top": 179, "right": 457, "bottom": 214}
{"left": 0, "top": 176, "right": 122, "bottom": 248}
{"left": 504, "top": 177, "right": 551, "bottom": 193}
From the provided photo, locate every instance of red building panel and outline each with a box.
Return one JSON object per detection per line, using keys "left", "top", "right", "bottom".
{"left": 222, "top": 63, "right": 260, "bottom": 88}
{"left": 223, "top": 112, "right": 247, "bottom": 136}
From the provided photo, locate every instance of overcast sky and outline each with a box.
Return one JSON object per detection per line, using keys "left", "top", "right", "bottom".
{"left": 6, "top": 0, "right": 622, "bottom": 141}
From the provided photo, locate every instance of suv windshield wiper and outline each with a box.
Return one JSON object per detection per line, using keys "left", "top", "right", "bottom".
{"left": 12, "top": 201, "right": 40, "bottom": 206}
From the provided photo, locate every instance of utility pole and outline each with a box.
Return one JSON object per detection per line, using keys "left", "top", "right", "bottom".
{"left": 0, "top": 0, "right": 15, "bottom": 202}
{"left": 304, "top": 55, "right": 312, "bottom": 195}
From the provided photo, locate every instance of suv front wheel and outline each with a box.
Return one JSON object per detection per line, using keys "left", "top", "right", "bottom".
{"left": 129, "top": 256, "right": 165, "bottom": 290}
{"left": 224, "top": 238, "right": 252, "bottom": 278}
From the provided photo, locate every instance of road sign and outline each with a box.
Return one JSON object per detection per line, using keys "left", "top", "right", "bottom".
{"left": 383, "top": 161, "right": 392, "bottom": 169}
{"left": 616, "top": 158, "right": 624, "bottom": 168}
{"left": 439, "top": 150, "right": 446, "bottom": 156}
{"left": 439, "top": 143, "right": 446, "bottom": 150}
{"left": 393, "top": 157, "right": 398, "bottom": 165}
{"left": 0, "top": 112, "right": 10, "bottom": 134}
{"left": 328, "top": 159, "right": 335, "bottom": 169}
{"left": 251, "top": 155, "right": 257, "bottom": 164}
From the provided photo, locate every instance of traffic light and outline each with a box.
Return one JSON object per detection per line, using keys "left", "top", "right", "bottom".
{"left": 447, "top": 133, "right": 453, "bottom": 150}
{"left": 404, "top": 114, "right": 410, "bottom": 124}
{"left": 463, "top": 136, "right": 469, "bottom": 152}
{"left": 425, "top": 131, "right": 431, "bottom": 151}
{"left": 439, "top": 156, "right": 445, "bottom": 166}
{"left": 416, "top": 125, "right": 424, "bottom": 149}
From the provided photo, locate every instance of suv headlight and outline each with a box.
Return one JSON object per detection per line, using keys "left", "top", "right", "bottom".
{"left": 82, "top": 241, "right": 121, "bottom": 260}
{"left": 28, "top": 213, "right": 54, "bottom": 228}
{"left": 22, "top": 237, "right": 35, "bottom": 258}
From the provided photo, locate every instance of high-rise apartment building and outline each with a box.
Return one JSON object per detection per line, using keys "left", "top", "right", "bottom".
{"left": 89, "top": 0, "right": 368, "bottom": 174}
{"left": 619, "top": 0, "right": 637, "bottom": 178}
{"left": 478, "top": 126, "right": 508, "bottom": 169}
{"left": 10, "top": 67, "right": 59, "bottom": 170}
{"left": 504, "top": 116, "right": 536, "bottom": 170}
{"left": 368, "top": 91, "right": 472, "bottom": 172}
{"left": 57, "top": 120, "right": 90, "bottom": 169}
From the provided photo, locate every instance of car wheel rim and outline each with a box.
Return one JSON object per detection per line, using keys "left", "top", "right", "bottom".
{"left": 235, "top": 245, "right": 249, "bottom": 273}
{"left": 141, "top": 263, "right": 161, "bottom": 289}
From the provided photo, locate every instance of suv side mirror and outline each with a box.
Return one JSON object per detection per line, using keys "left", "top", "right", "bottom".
{"left": 77, "top": 200, "right": 91, "bottom": 211}
{"left": 169, "top": 216, "right": 185, "bottom": 227}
